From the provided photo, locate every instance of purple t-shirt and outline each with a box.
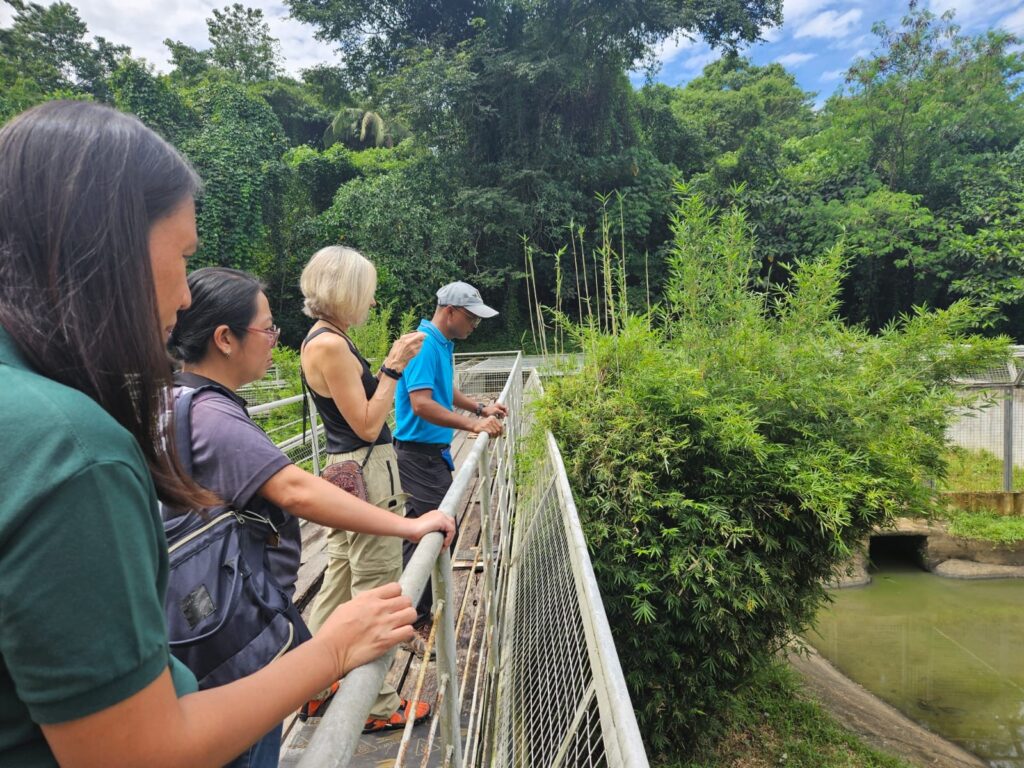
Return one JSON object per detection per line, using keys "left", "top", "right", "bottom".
{"left": 173, "top": 374, "right": 301, "bottom": 597}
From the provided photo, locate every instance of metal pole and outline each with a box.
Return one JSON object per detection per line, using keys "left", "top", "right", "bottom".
{"left": 477, "top": 445, "right": 504, "bottom": 691}
{"left": 434, "top": 552, "right": 464, "bottom": 768}
{"left": 308, "top": 396, "right": 322, "bottom": 476}
{"left": 295, "top": 355, "right": 520, "bottom": 768}
{"left": 1005, "top": 386, "right": 1014, "bottom": 492}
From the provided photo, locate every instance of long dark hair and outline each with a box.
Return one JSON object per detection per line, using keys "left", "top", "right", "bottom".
{"left": 0, "top": 101, "right": 213, "bottom": 510}
{"left": 169, "top": 268, "right": 264, "bottom": 364}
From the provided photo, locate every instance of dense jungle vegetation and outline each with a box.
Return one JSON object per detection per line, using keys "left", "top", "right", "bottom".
{"left": 3, "top": 0, "right": 1021, "bottom": 762}
{"left": 3, "top": 0, "right": 1021, "bottom": 345}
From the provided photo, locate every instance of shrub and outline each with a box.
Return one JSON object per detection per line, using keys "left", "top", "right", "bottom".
{"left": 533, "top": 189, "right": 1009, "bottom": 757}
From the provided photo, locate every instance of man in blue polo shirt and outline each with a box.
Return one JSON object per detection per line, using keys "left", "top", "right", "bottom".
{"left": 394, "top": 281, "right": 507, "bottom": 634}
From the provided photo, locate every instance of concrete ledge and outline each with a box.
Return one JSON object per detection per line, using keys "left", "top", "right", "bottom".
{"left": 785, "top": 642, "right": 986, "bottom": 768}
{"left": 883, "top": 518, "right": 1024, "bottom": 568}
{"left": 828, "top": 550, "right": 871, "bottom": 588}
{"left": 932, "top": 558, "right": 1024, "bottom": 579}
{"left": 942, "top": 491, "right": 1024, "bottom": 517}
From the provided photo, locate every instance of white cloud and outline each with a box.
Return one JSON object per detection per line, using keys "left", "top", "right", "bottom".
{"left": 783, "top": 0, "right": 834, "bottom": 25}
{"left": 652, "top": 34, "right": 697, "bottom": 66}
{"left": 775, "top": 51, "right": 816, "bottom": 67}
{"left": 1000, "top": 6, "right": 1024, "bottom": 35}
{"left": 795, "top": 8, "right": 863, "bottom": 39}
{"left": 928, "top": 0, "right": 1019, "bottom": 28}
{"left": 4, "top": 0, "right": 340, "bottom": 77}
{"left": 850, "top": 48, "right": 871, "bottom": 61}
{"left": 820, "top": 68, "right": 846, "bottom": 82}
{"left": 682, "top": 49, "right": 721, "bottom": 71}
{"left": 840, "top": 33, "right": 871, "bottom": 51}
{"left": 761, "top": 24, "right": 784, "bottom": 43}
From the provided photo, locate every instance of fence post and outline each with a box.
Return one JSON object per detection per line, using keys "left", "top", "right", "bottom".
{"left": 1004, "top": 386, "right": 1014, "bottom": 492}
{"left": 434, "top": 551, "right": 464, "bottom": 768}
{"left": 308, "top": 395, "right": 322, "bottom": 476}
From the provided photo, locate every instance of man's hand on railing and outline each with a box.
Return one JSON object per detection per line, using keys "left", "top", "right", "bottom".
{"left": 317, "top": 584, "right": 417, "bottom": 678}
{"left": 470, "top": 415, "right": 504, "bottom": 437}
{"left": 482, "top": 402, "right": 509, "bottom": 420}
{"left": 404, "top": 509, "right": 456, "bottom": 547}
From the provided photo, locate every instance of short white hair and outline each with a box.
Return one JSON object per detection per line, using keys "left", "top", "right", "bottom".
{"left": 300, "top": 246, "right": 377, "bottom": 327}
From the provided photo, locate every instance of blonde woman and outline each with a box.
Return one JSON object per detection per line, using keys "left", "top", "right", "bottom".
{"left": 300, "top": 246, "right": 429, "bottom": 733}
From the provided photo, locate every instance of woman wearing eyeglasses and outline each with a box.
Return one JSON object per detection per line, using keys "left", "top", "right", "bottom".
{"left": 167, "top": 267, "right": 454, "bottom": 766}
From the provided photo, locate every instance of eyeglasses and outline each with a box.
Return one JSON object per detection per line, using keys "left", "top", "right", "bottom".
{"left": 247, "top": 324, "right": 281, "bottom": 347}
{"left": 458, "top": 307, "right": 481, "bottom": 327}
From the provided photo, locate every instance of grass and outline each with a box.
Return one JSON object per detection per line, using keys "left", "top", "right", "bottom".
{"left": 934, "top": 447, "right": 1024, "bottom": 542}
{"left": 946, "top": 509, "right": 1024, "bottom": 544}
{"left": 665, "top": 662, "right": 914, "bottom": 768}
{"left": 940, "top": 445, "right": 1024, "bottom": 492}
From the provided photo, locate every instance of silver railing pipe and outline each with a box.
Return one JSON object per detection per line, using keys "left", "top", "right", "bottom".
{"left": 248, "top": 393, "right": 304, "bottom": 415}
{"left": 296, "top": 353, "right": 523, "bottom": 768}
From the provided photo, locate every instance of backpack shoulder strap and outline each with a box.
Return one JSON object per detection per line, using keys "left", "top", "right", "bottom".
{"left": 172, "top": 383, "right": 228, "bottom": 476}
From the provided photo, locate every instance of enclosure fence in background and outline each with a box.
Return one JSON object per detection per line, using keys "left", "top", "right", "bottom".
{"left": 257, "top": 353, "right": 647, "bottom": 767}
{"left": 947, "top": 346, "right": 1024, "bottom": 492}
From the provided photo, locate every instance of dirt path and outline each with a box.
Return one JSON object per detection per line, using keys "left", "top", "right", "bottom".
{"left": 784, "top": 642, "right": 986, "bottom": 768}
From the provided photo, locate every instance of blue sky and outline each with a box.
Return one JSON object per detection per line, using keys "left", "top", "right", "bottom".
{"left": 638, "top": 0, "right": 1024, "bottom": 107}
{"left": 1, "top": 0, "right": 1022, "bottom": 90}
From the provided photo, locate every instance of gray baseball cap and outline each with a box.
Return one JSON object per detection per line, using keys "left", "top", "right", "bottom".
{"left": 436, "top": 281, "right": 498, "bottom": 318}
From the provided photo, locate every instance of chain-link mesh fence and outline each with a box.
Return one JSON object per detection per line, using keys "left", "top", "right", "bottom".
{"left": 479, "top": 371, "right": 648, "bottom": 768}
{"left": 946, "top": 347, "right": 1024, "bottom": 491}
{"left": 271, "top": 353, "right": 647, "bottom": 768}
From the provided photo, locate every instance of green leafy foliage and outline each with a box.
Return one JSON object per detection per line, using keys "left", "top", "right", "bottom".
{"left": 110, "top": 59, "right": 195, "bottom": 143}
{"left": 0, "top": 0, "right": 127, "bottom": 102}
{"left": 533, "top": 190, "right": 1009, "bottom": 757}
{"left": 939, "top": 445, "right": 1024, "bottom": 492}
{"left": 207, "top": 3, "right": 281, "bottom": 83}
{"left": 180, "top": 80, "right": 288, "bottom": 272}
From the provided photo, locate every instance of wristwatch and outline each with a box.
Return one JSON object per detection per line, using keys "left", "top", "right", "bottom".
{"left": 379, "top": 364, "right": 402, "bottom": 380}
{"left": 475, "top": 402, "right": 484, "bottom": 417}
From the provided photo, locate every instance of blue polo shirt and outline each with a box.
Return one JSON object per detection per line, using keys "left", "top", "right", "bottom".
{"left": 395, "top": 319, "right": 455, "bottom": 445}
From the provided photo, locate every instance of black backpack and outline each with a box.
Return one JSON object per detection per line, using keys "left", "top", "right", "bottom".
{"left": 162, "top": 384, "right": 310, "bottom": 690}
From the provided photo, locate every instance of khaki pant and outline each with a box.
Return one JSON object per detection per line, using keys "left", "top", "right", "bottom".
{"left": 308, "top": 443, "right": 406, "bottom": 718}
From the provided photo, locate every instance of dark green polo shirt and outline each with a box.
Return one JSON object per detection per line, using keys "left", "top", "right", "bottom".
{"left": 0, "top": 327, "right": 197, "bottom": 766}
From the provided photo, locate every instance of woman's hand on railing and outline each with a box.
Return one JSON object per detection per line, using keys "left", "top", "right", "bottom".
{"left": 404, "top": 509, "right": 456, "bottom": 547}
{"left": 383, "top": 331, "right": 426, "bottom": 373}
{"left": 316, "top": 583, "right": 417, "bottom": 678}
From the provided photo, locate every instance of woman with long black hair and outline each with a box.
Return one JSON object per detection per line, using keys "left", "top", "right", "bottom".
{"left": 0, "top": 101, "right": 422, "bottom": 768}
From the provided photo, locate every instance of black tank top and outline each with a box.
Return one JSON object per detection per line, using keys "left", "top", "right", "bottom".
{"left": 301, "top": 326, "right": 392, "bottom": 454}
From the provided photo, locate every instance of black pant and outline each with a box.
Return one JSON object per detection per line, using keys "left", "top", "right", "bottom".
{"left": 395, "top": 444, "right": 456, "bottom": 625}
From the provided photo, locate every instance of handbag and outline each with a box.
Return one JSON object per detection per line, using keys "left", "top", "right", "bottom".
{"left": 321, "top": 442, "right": 375, "bottom": 501}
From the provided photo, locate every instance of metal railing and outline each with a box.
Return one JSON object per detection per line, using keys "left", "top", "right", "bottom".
{"left": 483, "top": 369, "right": 648, "bottom": 768}
{"left": 264, "top": 352, "right": 649, "bottom": 768}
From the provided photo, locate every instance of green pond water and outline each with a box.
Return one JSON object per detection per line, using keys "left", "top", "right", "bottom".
{"left": 808, "top": 558, "right": 1024, "bottom": 767}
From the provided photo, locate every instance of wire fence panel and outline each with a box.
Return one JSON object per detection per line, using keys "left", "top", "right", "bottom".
{"left": 482, "top": 371, "right": 648, "bottom": 768}
{"left": 255, "top": 354, "right": 646, "bottom": 768}
{"left": 946, "top": 347, "right": 1024, "bottom": 491}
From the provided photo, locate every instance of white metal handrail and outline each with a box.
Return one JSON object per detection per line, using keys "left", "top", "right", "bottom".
{"left": 295, "top": 353, "right": 524, "bottom": 768}
{"left": 255, "top": 354, "right": 647, "bottom": 767}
